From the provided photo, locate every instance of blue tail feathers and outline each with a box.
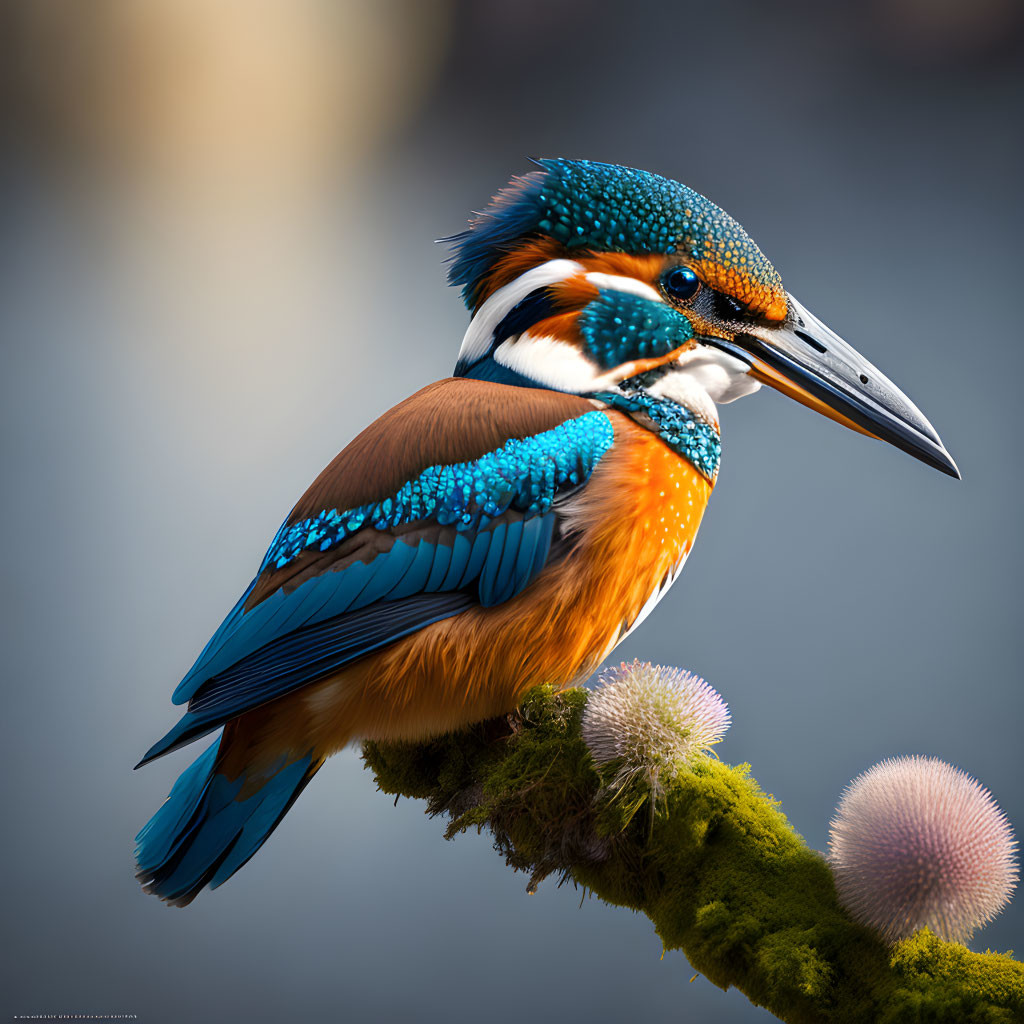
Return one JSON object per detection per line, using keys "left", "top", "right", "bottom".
{"left": 135, "top": 737, "right": 319, "bottom": 906}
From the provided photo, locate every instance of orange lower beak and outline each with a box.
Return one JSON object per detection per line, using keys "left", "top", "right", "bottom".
{"left": 748, "top": 359, "right": 877, "bottom": 440}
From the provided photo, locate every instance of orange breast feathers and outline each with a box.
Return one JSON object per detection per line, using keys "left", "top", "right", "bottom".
{"left": 218, "top": 414, "right": 716, "bottom": 777}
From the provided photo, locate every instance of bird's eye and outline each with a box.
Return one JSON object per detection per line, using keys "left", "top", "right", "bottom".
{"left": 663, "top": 266, "right": 701, "bottom": 303}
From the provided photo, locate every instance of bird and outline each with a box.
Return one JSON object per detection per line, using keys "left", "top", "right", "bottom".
{"left": 135, "top": 158, "right": 958, "bottom": 905}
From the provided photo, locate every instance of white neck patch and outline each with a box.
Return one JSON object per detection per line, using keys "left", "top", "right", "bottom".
{"left": 491, "top": 333, "right": 619, "bottom": 393}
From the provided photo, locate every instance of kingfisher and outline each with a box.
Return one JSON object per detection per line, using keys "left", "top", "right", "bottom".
{"left": 135, "top": 159, "right": 958, "bottom": 905}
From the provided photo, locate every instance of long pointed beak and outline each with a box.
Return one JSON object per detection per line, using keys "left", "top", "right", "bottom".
{"left": 709, "top": 293, "right": 960, "bottom": 479}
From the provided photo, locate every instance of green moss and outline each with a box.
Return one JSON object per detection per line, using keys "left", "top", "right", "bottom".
{"left": 362, "top": 687, "right": 1023, "bottom": 1023}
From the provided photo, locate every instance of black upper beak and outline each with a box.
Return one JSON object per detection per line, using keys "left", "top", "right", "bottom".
{"left": 709, "top": 293, "right": 960, "bottom": 479}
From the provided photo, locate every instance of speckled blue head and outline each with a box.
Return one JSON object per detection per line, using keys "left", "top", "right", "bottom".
{"left": 447, "top": 159, "right": 787, "bottom": 319}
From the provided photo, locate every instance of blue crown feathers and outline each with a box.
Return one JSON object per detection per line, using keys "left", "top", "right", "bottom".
{"left": 446, "top": 159, "right": 784, "bottom": 315}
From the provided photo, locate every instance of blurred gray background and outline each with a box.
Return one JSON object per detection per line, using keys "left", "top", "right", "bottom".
{"left": 2, "top": 1, "right": 1022, "bottom": 1021}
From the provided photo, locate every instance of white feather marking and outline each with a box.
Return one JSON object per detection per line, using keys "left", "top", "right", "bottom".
{"left": 492, "top": 333, "right": 637, "bottom": 393}
{"left": 457, "top": 259, "right": 583, "bottom": 366}
{"left": 304, "top": 677, "right": 346, "bottom": 716}
{"left": 584, "top": 273, "right": 663, "bottom": 303}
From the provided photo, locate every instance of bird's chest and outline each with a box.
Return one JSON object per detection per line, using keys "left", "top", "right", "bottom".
{"left": 564, "top": 414, "right": 716, "bottom": 663}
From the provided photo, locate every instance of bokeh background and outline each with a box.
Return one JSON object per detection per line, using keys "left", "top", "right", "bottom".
{"left": 2, "top": 1, "right": 1022, "bottom": 1021}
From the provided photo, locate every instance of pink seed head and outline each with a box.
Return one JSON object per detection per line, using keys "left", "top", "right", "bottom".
{"left": 829, "top": 756, "right": 1018, "bottom": 944}
{"left": 582, "top": 660, "right": 730, "bottom": 793}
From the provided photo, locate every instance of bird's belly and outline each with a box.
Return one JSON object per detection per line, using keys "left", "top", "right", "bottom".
{"left": 294, "top": 418, "right": 714, "bottom": 748}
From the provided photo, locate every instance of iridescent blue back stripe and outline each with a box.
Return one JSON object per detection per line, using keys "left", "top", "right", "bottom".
{"left": 266, "top": 411, "right": 616, "bottom": 571}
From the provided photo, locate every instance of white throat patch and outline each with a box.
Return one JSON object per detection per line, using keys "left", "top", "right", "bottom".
{"left": 646, "top": 347, "right": 760, "bottom": 425}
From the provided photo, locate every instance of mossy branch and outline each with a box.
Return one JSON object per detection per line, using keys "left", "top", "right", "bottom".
{"left": 362, "top": 686, "right": 1024, "bottom": 1024}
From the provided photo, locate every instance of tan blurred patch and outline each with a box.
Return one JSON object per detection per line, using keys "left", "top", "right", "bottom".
{"left": 871, "top": 0, "right": 1022, "bottom": 63}
{"left": 9, "top": 0, "right": 451, "bottom": 200}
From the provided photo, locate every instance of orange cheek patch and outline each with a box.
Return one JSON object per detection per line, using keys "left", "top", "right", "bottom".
{"left": 551, "top": 277, "right": 602, "bottom": 311}
{"left": 476, "top": 236, "right": 569, "bottom": 308}
{"left": 529, "top": 311, "right": 586, "bottom": 341}
{"left": 577, "top": 252, "right": 667, "bottom": 287}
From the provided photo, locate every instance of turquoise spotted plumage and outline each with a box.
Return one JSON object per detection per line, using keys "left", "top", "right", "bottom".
{"left": 534, "top": 159, "right": 735, "bottom": 257}
{"left": 598, "top": 389, "right": 721, "bottom": 480}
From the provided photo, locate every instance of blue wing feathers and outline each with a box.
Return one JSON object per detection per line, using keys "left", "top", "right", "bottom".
{"left": 143, "top": 512, "right": 558, "bottom": 768}
{"left": 138, "top": 589, "right": 478, "bottom": 766}
{"left": 516, "top": 515, "right": 547, "bottom": 590}
{"left": 458, "top": 532, "right": 493, "bottom": 589}
{"left": 440, "top": 532, "right": 472, "bottom": 590}
{"left": 346, "top": 539, "right": 418, "bottom": 608}
{"left": 385, "top": 538, "right": 436, "bottom": 601}
{"left": 530, "top": 515, "right": 554, "bottom": 578}
{"left": 315, "top": 559, "right": 374, "bottom": 624}
{"left": 493, "top": 521, "right": 525, "bottom": 604}
{"left": 478, "top": 522, "right": 509, "bottom": 607}
{"left": 264, "top": 561, "right": 352, "bottom": 641}
{"left": 425, "top": 540, "right": 453, "bottom": 592}
{"left": 480, "top": 521, "right": 521, "bottom": 606}
{"left": 170, "top": 580, "right": 259, "bottom": 704}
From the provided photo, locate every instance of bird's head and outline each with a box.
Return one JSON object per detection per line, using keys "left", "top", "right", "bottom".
{"left": 448, "top": 159, "right": 958, "bottom": 478}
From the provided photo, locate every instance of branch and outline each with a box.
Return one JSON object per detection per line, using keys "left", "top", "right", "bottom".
{"left": 362, "top": 686, "right": 1024, "bottom": 1024}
